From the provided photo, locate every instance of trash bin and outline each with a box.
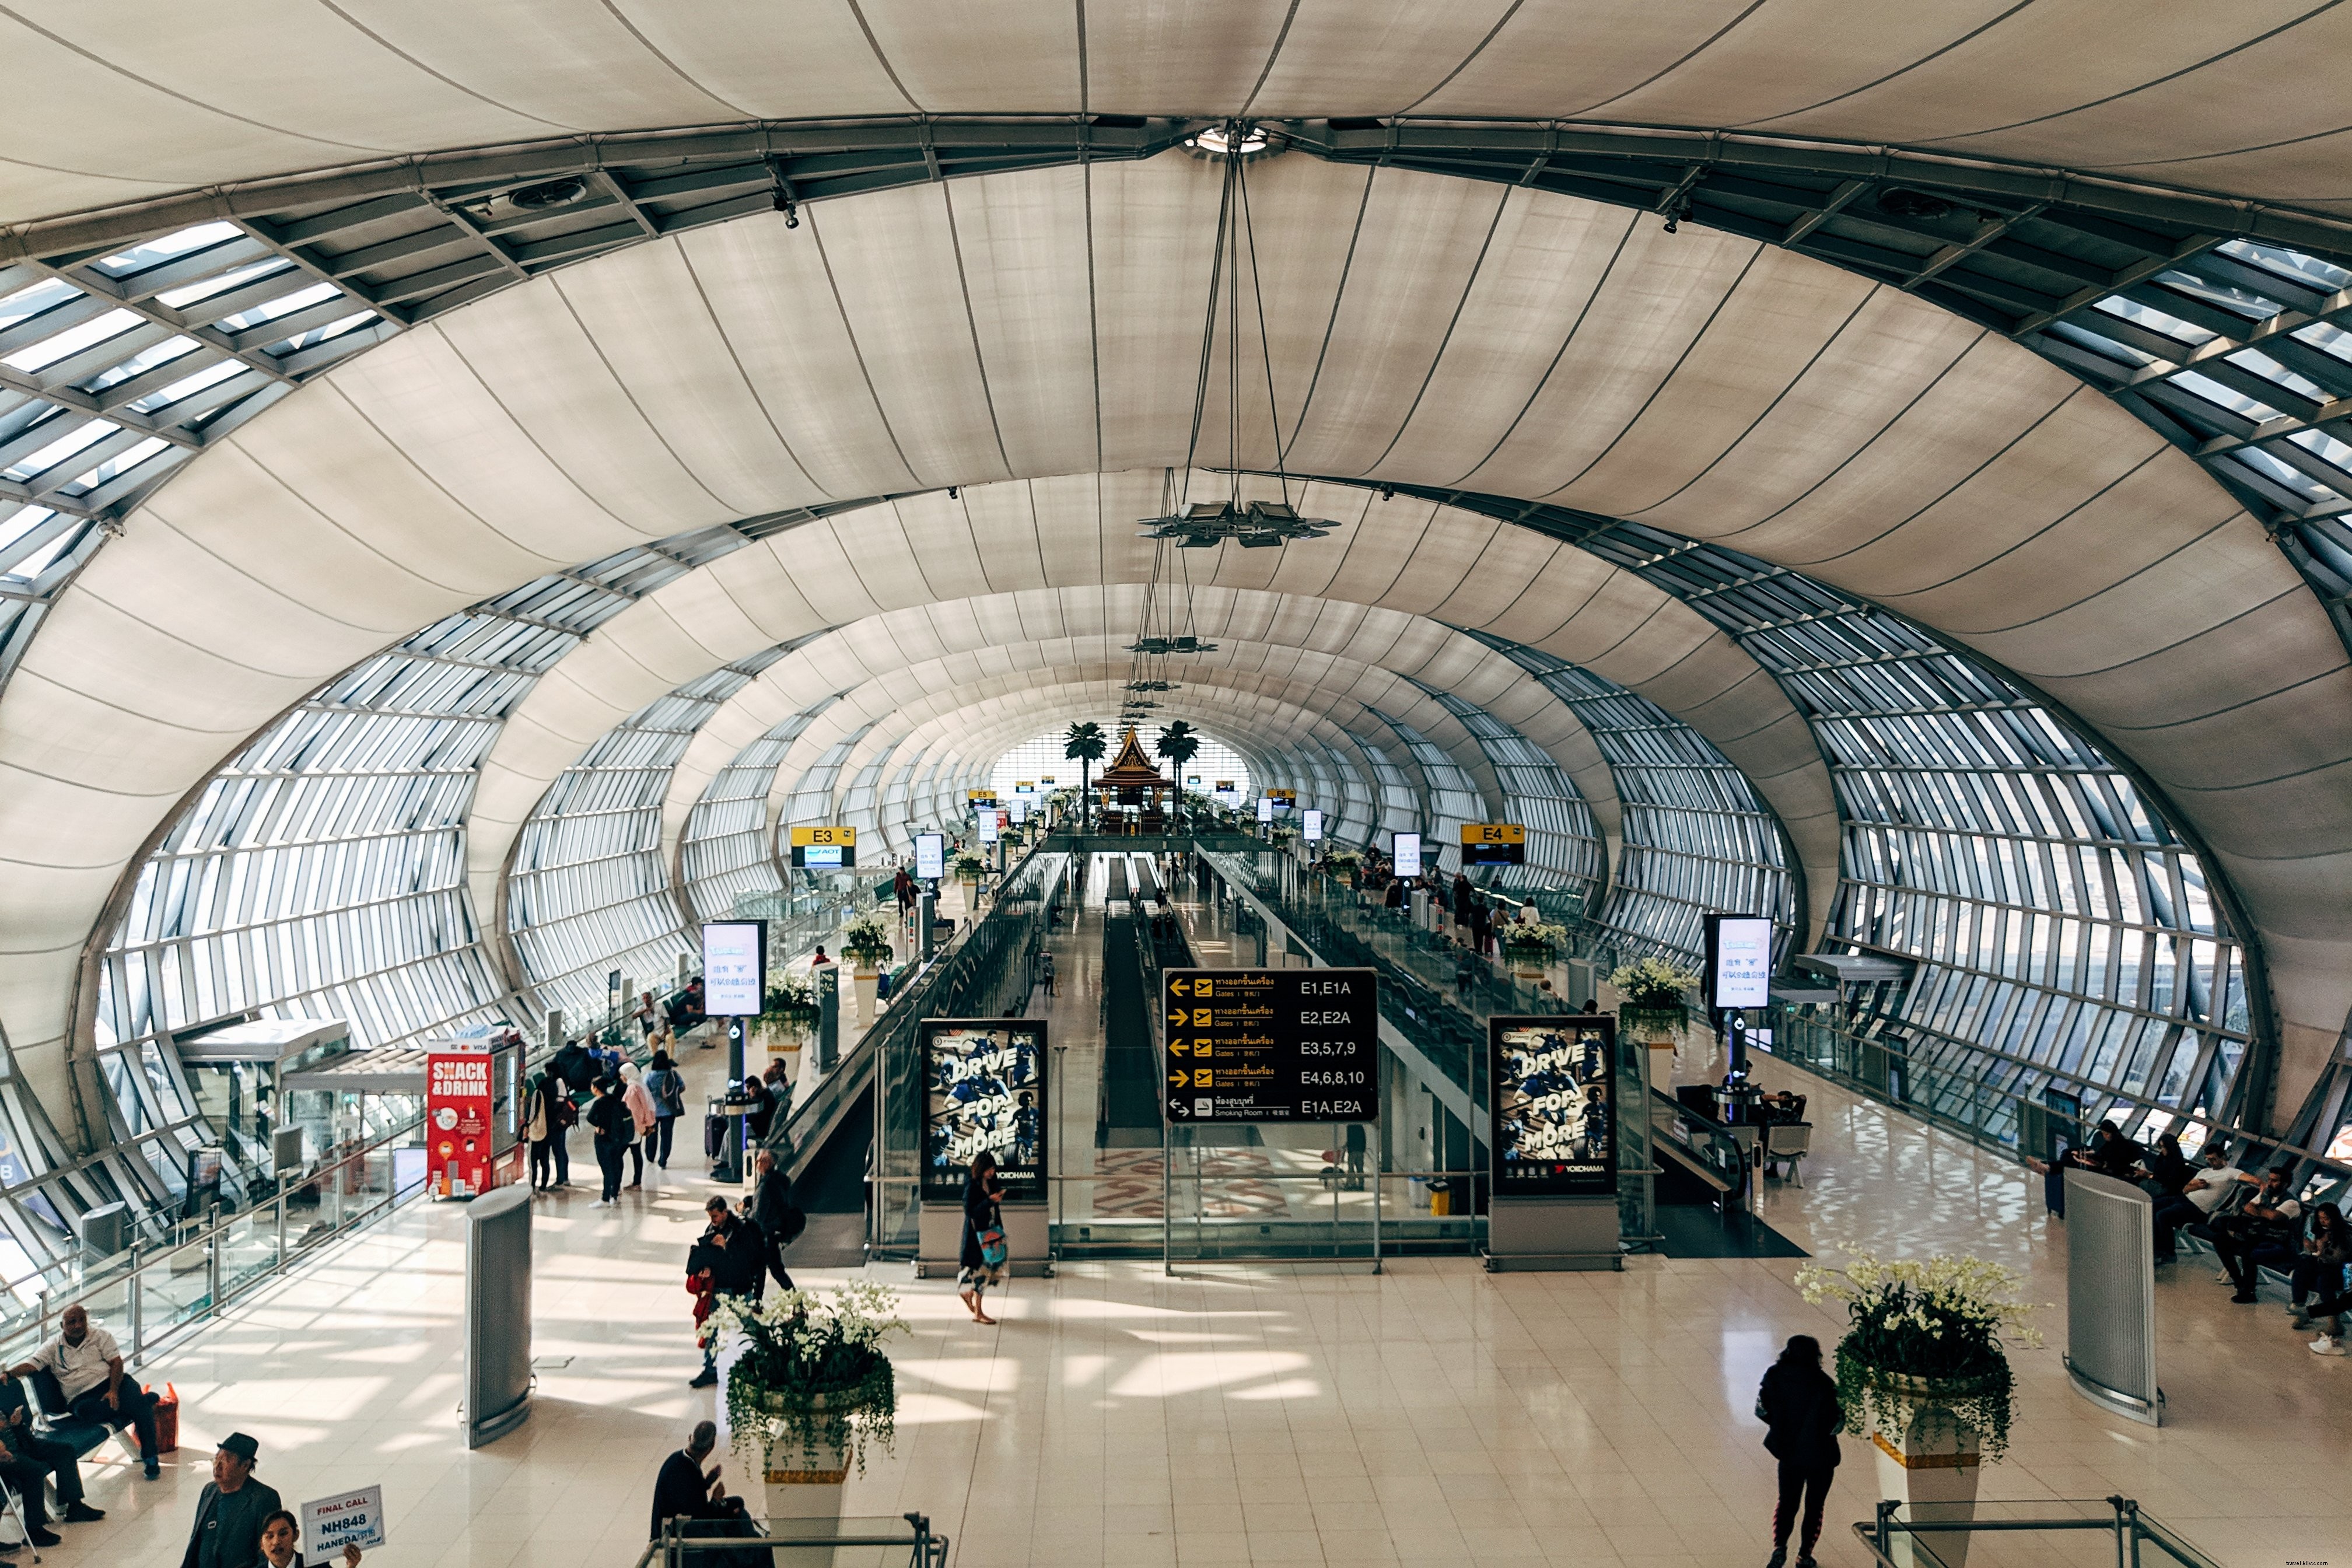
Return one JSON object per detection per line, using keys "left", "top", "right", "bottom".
{"left": 1427, "top": 1178, "right": 1452, "bottom": 1217}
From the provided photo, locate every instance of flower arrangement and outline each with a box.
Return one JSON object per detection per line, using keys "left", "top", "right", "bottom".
{"left": 1501, "top": 920, "right": 1570, "bottom": 958}
{"left": 841, "top": 914, "right": 895, "bottom": 967}
{"left": 951, "top": 852, "right": 987, "bottom": 880}
{"left": 706, "top": 1282, "right": 908, "bottom": 1476}
{"left": 1609, "top": 956, "right": 1697, "bottom": 1006}
{"left": 762, "top": 972, "right": 818, "bottom": 1021}
{"left": 1794, "top": 1249, "right": 2044, "bottom": 1462}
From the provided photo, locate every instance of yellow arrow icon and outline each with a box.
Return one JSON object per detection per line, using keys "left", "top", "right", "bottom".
{"left": 1171, "top": 978, "right": 1190, "bottom": 996}
{"left": 1168, "top": 1070, "right": 1189, "bottom": 1087}
{"left": 1169, "top": 1008, "right": 1188, "bottom": 1026}
{"left": 1169, "top": 1042, "right": 1189, "bottom": 1056}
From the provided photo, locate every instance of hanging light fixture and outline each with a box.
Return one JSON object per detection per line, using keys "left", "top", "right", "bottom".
{"left": 1138, "top": 120, "right": 1339, "bottom": 551}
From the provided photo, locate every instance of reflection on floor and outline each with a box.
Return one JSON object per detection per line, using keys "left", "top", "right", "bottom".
{"left": 1650, "top": 1204, "right": 1810, "bottom": 1261}
{"left": 26, "top": 882, "right": 2352, "bottom": 1567}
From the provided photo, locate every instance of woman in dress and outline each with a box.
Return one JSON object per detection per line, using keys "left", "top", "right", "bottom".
{"left": 956, "top": 1151, "right": 1005, "bottom": 1325}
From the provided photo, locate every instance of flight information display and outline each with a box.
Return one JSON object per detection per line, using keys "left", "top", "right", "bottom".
{"left": 1490, "top": 1015, "right": 1615, "bottom": 1197}
{"left": 920, "top": 1019, "right": 1046, "bottom": 1202}
{"left": 1163, "top": 969, "right": 1378, "bottom": 1124}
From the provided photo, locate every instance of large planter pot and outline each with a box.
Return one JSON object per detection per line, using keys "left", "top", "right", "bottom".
{"left": 1503, "top": 946, "right": 1554, "bottom": 982}
{"left": 747, "top": 1390, "right": 849, "bottom": 1528}
{"left": 1620, "top": 1006, "right": 1685, "bottom": 1049}
{"left": 1860, "top": 1371, "right": 1988, "bottom": 1568}
{"left": 754, "top": 1015, "right": 811, "bottom": 1062}
{"left": 850, "top": 965, "right": 880, "bottom": 1027}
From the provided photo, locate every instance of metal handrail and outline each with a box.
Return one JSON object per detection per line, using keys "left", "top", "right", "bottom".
{"left": 1859, "top": 1495, "right": 2219, "bottom": 1568}
{"left": 650, "top": 1510, "right": 948, "bottom": 1567}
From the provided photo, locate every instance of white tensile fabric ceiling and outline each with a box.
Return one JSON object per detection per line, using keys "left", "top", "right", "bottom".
{"left": 1, "top": 93, "right": 2349, "bottom": 1135}
{"left": 6, "top": 0, "right": 2352, "bottom": 225}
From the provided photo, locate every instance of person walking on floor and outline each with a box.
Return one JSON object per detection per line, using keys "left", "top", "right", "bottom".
{"left": 585, "top": 1075, "right": 632, "bottom": 1206}
{"left": 620, "top": 1061, "right": 658, "bottom": 1188}
{"left": 957, "top": 1151, "right": 1006, "bottom": 1325}
{"left": 524, "top": 1069, "right": 559, "bottom": 1191}
{"left": 646, "top": 1051, "right": 686, "bottom": 1168}
{"left": 177, "top": 1433, "right": 281, "bottom": 1568}
{"left": 1756, "top": 1334, "right": 1842, "bottom": 1568}
{"left": 687, "top": 1195, "right": 767, "bottom": 1388}
{"left": 750, "top": 1149, "right": 804, "bottom": 1292}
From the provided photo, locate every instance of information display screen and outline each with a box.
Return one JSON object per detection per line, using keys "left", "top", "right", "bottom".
{"left": 700, "top": 921, "right": 765, "bottom": 1016}
{"left": 914, "top": 832, "right": 946, "bottom": 881}
{"left": 977, "top": 809, "right": 999, "bottom": 843}
{"left": 1393, "top": 831, "right": 1423, "bottom": 878}
{"left": 1302, "top": 808, "right": 1324, "bottom": 841}
{"left": 1490, "top": 1015, "right": 1615, "bottom": 1197}
{"left": 800, "top": 844, "right": 843, "bottom": 868}
{"left": 920, "top": 1020, "right": 1046, "bottom": 1203}
{"left": 1704, "top": 914, "right": 1775, "bottom": 1010}
{"left": 1163, "top": 968, "right": 1378, "bottom": 1123}
{"left": 1010, "top": 798, "right": 1028, "bottom": 824}
{"left": 1256, "top": 797, "right": 1275, "bottom": 822}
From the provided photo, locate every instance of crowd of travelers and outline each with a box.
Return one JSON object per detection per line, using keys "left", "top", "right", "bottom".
{"left": 2048, "top": 1119, "right": 2352, "bottom": 1355}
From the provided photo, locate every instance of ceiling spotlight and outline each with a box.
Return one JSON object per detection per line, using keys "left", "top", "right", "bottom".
{"left": 769, "top": 165, "right": 801, "bottom": 228}
{"left": 1378, "top": 486, "right": 1394, "bottom": 502}
{"left": 1878, "top": 188, "right": 1955, "bottom": 221}
{"left": 947, "top": 487, "right": 958, "bottom": 499}
{"left": 1138, "top": 499, "right": 1340, "bottom": 550}
{"left": 1184, "top": 122, "right": 1273, "bottom": 160}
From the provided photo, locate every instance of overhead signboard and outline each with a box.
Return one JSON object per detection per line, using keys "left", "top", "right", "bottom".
{"left": 914, "top": 832, "right": 946, "bottom": 881}
{"left": 1014, "top": 781, "right": 1035, "bottom": 794}
{"left": 789, "top": 824, "right": 856, "bottom": 869}
{"left": 1162, "top": 968, "right": 1378, "bottom": 1124}
{"left": 1393, "top": 831, "right": 1423, "bottom": 878}
{"left": 701, "top": 921, "right": 766, "bottom": 1016}
{"left": 1705, "top": 914, "right": 1775, "bottom": 1010}
{"left": 1490, "top": 1015, "right": 1616, "bottom": 1198}
{"left": 1214, "top": 780, "right": 1234, "bottom": 792}
{"left": 1040, "top": 775, "right": 1055, "bottom": 786}
{"left": 921, "top": 1019, "right": 1045, "bottom": 1203}
{"left": 1303, "top": 808, "right": 1324, "bottom": 841}
{"left": 1256, "top": 796, "right": 1275, "bottom": 823}
{"left": 967, "top": 788, "right": 999, "bottom": 805}
{"left": 1461, "top": 822, "right": 1527, "bottom": 866}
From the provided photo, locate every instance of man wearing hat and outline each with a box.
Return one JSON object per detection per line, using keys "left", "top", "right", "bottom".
{"left": 178, "top": 1432, "right": 281, "bottom": 1568}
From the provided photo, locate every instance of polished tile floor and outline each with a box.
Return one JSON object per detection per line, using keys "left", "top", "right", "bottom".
{"left": 21, "top": 913, "right": 2349, "bottom": 1567}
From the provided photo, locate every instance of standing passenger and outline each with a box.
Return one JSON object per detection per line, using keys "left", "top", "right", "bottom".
{"left": 1755, "top": 1335, "right": 1842, "bottom": 1568}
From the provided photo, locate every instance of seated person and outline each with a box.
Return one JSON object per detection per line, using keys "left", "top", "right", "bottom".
{"left": 651, "top": 1421, "right": 745, "bottom": 1541}
{"left": 2291, "top": 1203, "right": 2352, "bottom": 1329}
{"left": 2210, "top": 1166, "right": 2305, "bottom": 1304}
{"left": 0, "top": 1377, "right": 100, "bottom": 1528}
{"left": 5, "top": 1303, "right": 160, "bottom": 1478}
{"left": 2149, "top": 1142, "right": 2252, "bottom": 1263}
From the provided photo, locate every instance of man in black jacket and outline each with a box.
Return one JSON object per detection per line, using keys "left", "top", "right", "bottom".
{"left": 650, "top": 1420, "right": 729, "bottom": 1540}
{"left": 585, "top": 1076, "right": 632, "bottom": 1206}
{"left": 688, "top": 1196, "right": 766, "bottom": 1388}
{"left": 750, "top": 1150, "right": 803, "bottom": 1291}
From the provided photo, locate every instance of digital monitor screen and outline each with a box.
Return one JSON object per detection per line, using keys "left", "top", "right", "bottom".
{"left": 914, "top": 832, "right": 946, "bottom": 881}
{"left": 1010, "top": 799, "right": 1028, "bottom": 824}
{"left": 1303, "top": 808, "right": 1323, "bottom": 841}
{"left": 800, "top": 843, "right": 843, "bottom": 868}
{"left": 1490, "top": 1016, "right": 1615, "bottom": 1198}
{"left": 1393, "top": 832, "right": 1423, "bottom": 878}
{"left": 701, "top": 921, "right": 765, "bottom": 1016}
{"left": 1256, "top": 797, "right": 1275, "bottom": 822}
{"left": 1706, "top": 914, "right": 1775, "bottom": 1010}
{"left": 977, "top": 809, "right": 999, "bottom": 843}
{"left": 921, "top": 1020, "right": 1046, "bottom": 1203}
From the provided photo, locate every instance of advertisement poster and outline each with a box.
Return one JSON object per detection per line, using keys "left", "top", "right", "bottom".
{"left": 921, "top": 1020, "right": 1046, "bottom": 1202}
{"left": 302, "top": 1486, "right": 387, "bottom": 1555}
{"left": 700, "top": 921, "right": 765, "bottom": 1016}
{"left": 426, "top": 1052, "right": 494, "bottom": 1199}
{"left": 1489, "top": 1016, "right": 1615, "bottom": 1198}
{"left": 914, "top": 832, "right": 946, "bottom": 881}
{"left": 1705, "top": 914, "right": 1775, "bottom": 1010}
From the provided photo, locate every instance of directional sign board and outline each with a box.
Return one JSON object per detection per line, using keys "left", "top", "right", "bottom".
{"left": 1163, "top": 968, "right": 1378, "bottom": 1124}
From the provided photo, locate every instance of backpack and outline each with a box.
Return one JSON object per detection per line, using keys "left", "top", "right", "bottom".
{"left": 772, "top": 1200, "right": 807, "bottom": 1248}
{"left": 652, "top": 1068, "right": 685, "bottom": 1117}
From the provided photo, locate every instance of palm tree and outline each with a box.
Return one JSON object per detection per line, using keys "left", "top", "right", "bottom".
{"left": 1063, "top": 720, "right": 1107, "bottom": 831}
{"left": 1155, "top": 720, "right": 1202, "bottom": 831}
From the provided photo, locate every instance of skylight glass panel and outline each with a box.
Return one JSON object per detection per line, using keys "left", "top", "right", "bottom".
{"left": 265, "top": 312, "right": 376, "bottom": 356}
{"left": 80, "top": 335, "right": 199, "bottom": 394}
{"left": 2169, "top": 370, "right": 2284, "bottom": 424}
{"left": 2287, "top": 427, "right": 2352, "bottom": 479}
{"left": 6, "top": 527, "right": 78, "bottom": 582}
{"left": 69, "top": 435, "right": 167, "bottom": 491}
{"left": 90, "top": 221, "right": 242, "bottom": 279}
{"left": 2093, "top": 295, "right": 2215, "bottom": 348}
{"left": 3, "top": 307, "right": 139, "bottom": 372}
{"left": 2215, "top": 239, "right": 2352, "bottom": 295}
{"left": 0, "top": 505, "right": 54, "bottom": 555}
{"left": 2045, "top": 320, "right": 2155, "bottom": 369}
{"left": 0, "top": 278, "right": 76, "bottom": 333}
{"left": 2293, "top": 321, "right": 2352, "bottom": 365}
{"left": 155, "top": 258, "right": 293, "bottom": 310}
{"left": 214, "top": 281, "right": 340, "bottom": 333}
{"left": 2232, "top": 442, "right": 2341, "bottom": 502}
{"left": 2154, "top": 268, "right": 2285, "bottom": 323}
{"left": 2, "top": 418, "right": 110, "bottom": 482}
{"left": 126, "top": 358, "right": 244, "bottom": 414}
{"left": 2225, "top": 348, "right": 2329, "bottom": 404}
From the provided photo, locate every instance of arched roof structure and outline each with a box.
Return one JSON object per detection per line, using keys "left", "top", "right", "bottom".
{"left": 0, "top": 8, "right": 2345, "bottom": 1238}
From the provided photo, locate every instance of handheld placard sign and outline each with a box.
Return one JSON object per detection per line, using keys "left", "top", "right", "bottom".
{"left": 302, "top": 1485, "right": 387, "bottom": 1554}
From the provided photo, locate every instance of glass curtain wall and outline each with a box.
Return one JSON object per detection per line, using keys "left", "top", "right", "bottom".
{"left": 1364, "top": 710, "right": 1483, "bottom": 877}
{"left": 508, "top": 651, "right": 784, "bottom": 1024}
{"left": 677, "top": 698, "right": 842, "bottom": 921}
{"left": 1486, "top": 646, "right": 1794, "bottom": 961}
{"left": 1424, "top": 691, "right": 1606, "bottom": 906}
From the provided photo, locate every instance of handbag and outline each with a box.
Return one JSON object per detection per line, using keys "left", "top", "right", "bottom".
{"left": 979, "top": 1227, "right": 1008, "bottom": 1268}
